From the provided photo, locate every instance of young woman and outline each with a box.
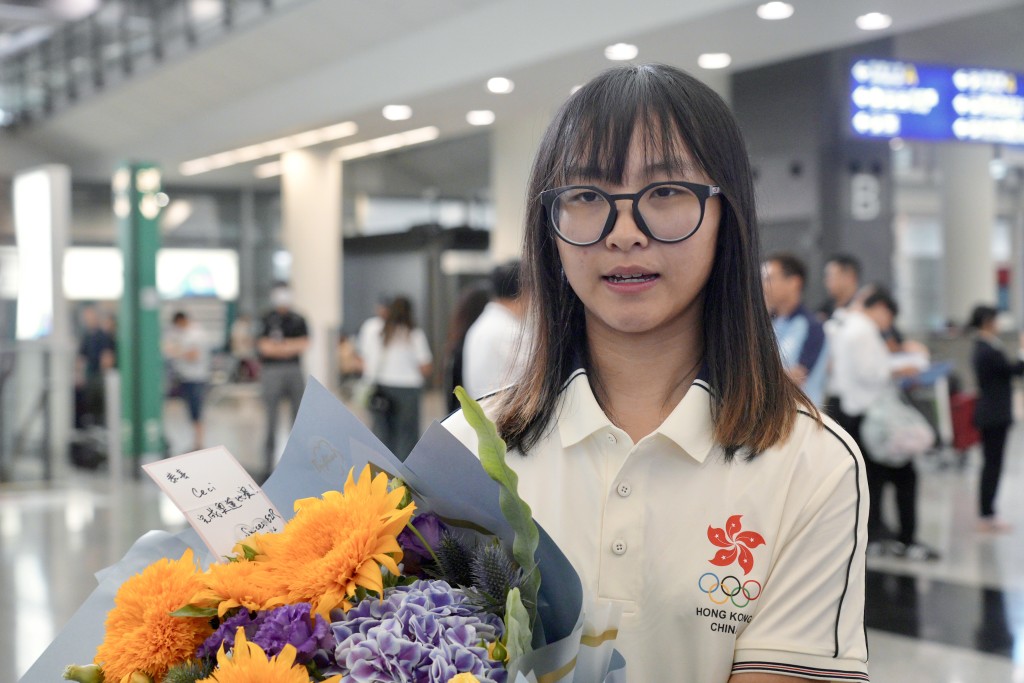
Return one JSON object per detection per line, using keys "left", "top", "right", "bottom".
{"left": 364, "top": 296, "right": 433, "bottom": 460}
{"left": 444, "top": 64, "right": 868, "bottom": 682}
{"left": 968, "top": 304, "right": 1022, "bottom": 532}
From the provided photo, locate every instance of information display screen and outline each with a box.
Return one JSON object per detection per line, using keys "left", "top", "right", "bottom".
{"left": 849, "top": 59, "right": 1024, "bottom": 146}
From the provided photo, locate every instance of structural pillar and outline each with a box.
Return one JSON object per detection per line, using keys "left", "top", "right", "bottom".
{"left": 939, "top": 143, "right": 996, "bottom": 324}
{"left": 490, "top": 110, "right": 551, "bottom": 263}
{"left": 280, "top": 148, "right": 341, "bottom": 387}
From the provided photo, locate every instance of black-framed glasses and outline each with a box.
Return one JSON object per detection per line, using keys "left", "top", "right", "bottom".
{"left": 540, "top": 181, "right": 721, "bottom": 246}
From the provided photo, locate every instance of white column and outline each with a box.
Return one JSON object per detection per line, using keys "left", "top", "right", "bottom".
{"left": 490, "top": 110, "right": 552, "bottom": 262}
{"left": 939, "top": 143, "right": 996, "bottom": 324}
{"left": 280, "top": 149, "right": 342, "bottom": 387}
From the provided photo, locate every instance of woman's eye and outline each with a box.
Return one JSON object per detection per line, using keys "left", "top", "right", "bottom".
{"left": 566, "top": 190, "right": 601, "bottom": 204}
{"left": 651, "top": 186, "right": 681, "bottom": 198}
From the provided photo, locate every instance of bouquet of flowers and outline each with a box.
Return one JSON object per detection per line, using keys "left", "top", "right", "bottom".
{"left": 27, "top": 382, "right": 624, "bottom": 683}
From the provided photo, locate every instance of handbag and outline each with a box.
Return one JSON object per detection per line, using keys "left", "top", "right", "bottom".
{"left": 861, "top": 388, "right": 935, "bottom": 466}
{"left": 367, "top": 384, "right": 393, "bottom": 415}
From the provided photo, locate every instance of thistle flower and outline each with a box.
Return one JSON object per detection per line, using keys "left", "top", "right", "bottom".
{"left": 434, "top": 530, "right": 474, "bottom": 588}
{"left": 162, "top": 659, "right": 214, "bottom": 683}
{"left": 466, "top": 542, "right": 524, "bottom": 617}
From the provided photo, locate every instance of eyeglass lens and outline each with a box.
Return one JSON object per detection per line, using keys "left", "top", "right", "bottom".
{"left": 551, "top": 184, "right": 703, "bottom": 244}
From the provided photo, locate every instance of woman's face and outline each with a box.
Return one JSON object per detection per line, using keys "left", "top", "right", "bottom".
{"left": 555, "top": 130, "right": 721, "bottom": 341}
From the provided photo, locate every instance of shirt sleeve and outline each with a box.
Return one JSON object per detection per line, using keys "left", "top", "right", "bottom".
{"left": 732, "top": 424, "right": 869, "bottom": 680}
{"left": 412, "top": 328, "right": 433, "bottom": 366}
{"left": 797, "top": 316, "right": 826, "bottom": 372}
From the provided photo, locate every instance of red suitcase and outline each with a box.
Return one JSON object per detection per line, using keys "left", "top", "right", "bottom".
{"left": 950, "top": 392, "right": 980, "bottom": 451}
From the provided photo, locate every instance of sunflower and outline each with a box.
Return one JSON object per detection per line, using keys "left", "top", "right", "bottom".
{"left": 189, "top": 557, "right": 284, "bottom": 618}
{"left": 94, "top": 549, "right": 213, "bottom": 682}
{"left": 197, "top": 627, "right": 341, "bottom": 683}
{"left": 266, "top": 465, "right": 414, "bottom": 619}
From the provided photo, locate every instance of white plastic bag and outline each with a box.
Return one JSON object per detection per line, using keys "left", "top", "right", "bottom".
{"left": 861, "top": 389, "right": 935, "bottom": 466}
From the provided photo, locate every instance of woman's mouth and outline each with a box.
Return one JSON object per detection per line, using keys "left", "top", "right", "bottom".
{"left": 604, "top": 273, "right": 659, "bottom": 284}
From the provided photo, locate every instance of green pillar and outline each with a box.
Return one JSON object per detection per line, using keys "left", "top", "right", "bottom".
{"left": 113, "top": 163, "right": 164, "bottom": 470}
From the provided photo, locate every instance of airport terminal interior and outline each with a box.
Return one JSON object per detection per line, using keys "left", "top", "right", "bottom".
{"left": 2, "top": 0, "right": 1024, "bottom": 681}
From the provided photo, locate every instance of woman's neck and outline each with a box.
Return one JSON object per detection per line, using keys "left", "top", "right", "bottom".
{"left": 587, "top": 319, "right": 703, "bottom": 443}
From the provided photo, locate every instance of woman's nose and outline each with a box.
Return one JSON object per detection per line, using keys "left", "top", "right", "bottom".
{"left": 604, "top": 199, "right": 649, "bottom": 250}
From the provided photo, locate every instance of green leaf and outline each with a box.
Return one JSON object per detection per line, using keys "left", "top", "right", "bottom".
{"left": 504, "top": 587, "right": 533, "bottom": 661}
{"left": 169, "top": 604, "right": 219, "bottom": 618}
{"left": 454, "top": 387, "right": 540, "bottom": 630}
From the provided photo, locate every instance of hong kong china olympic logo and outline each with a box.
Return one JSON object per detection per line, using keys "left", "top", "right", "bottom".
{"left": 699, "top": 514, "right": 766, "bottom": 607}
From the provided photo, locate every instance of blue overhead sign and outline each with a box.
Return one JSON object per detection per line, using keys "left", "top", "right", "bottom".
{"left": 849, "top": 59, "right": 1024, "bottom": 146}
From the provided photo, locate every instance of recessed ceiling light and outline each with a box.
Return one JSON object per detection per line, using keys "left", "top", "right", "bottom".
{"left": 487, "top": 77, "right": 514, "bottom": 94}
{"left": 757, "top": 2, "right": 794, "bottom": 20}
{"left": 856, "top": 12, "right": 892, "bottom": 31}
{"left": 382, "top": 104, "right": 413, "bottom": 121}
{"left": 604, "top": 43, "right": 638, "bottom": 61}
{"left": 466, "top": 110, "right": 496, "bottom": 126}
{"left": 698, "top": 53, "right": 732, "bottom": 70}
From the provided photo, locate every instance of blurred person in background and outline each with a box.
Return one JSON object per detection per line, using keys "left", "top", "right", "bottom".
{"left": 820, "top": 253, "right": 862, "bottom": 320}
{"left": 357, "top": 296, "right": 390, "bottom": 364}
{"left": 164, "top": 311, "right": 211, "bottom": 451}
{"left": 229, "top": 312, "right": 258, "bottom": 381}
{"left": 462, "top": 262, "right": 526, "bottom": 399}
{"left": 362, "top": 296, "right": 432, "bottom": 460}
{"left": 257, "top": 283, "right": 309, "bottom": 475}
{"left": 968, "top": 304, "right": 1022, "bottom": 533}
{"left": 762, "top": 251, "right": 828, "bottom": 405}
{"left": 442, "top": 285, "right": 491, "bottom": 412}
{"left": 831, "top": 289, "right": 936, "bottom": 560}
{"left": 74, "top": 305, "right": 116, "bottom": 428}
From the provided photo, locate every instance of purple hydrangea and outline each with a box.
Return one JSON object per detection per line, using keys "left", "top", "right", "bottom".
{"left": 197, "top": 603, "right": 336, "bottom": 665}
{"left": 330, "top": 580, "right": 506, "bottom": 683}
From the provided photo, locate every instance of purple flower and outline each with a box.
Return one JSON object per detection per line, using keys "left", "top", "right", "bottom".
{"left": 398, "top": 513, "right": 446, "bottom": 573}
{"left": 197, "top": 608, "right": 263, "bottom": 659}
{"left": 329, "top": 580, "right": 506, "bottom": 683}
{"left": 196, "top": 603, "right": 336, "bottom": 666}
{"left": 253, "top": 603, "right": 336, "bottom": 664}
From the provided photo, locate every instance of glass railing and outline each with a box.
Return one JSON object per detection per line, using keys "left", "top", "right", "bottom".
{"left": 0, "top": 0, "right": 308, "bottom": 129}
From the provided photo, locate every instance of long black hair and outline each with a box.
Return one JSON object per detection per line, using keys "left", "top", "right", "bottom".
{"left": 496, "top": 63, "right": 817, "bottom": 458}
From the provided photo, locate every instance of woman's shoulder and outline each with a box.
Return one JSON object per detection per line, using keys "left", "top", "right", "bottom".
{"left": 441, "top": 394, "right": 504, "bottom": 456}
{"left": 769, "top": 406, "right": 863, "bottom": 473}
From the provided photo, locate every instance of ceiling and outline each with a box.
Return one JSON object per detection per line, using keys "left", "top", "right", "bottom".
{"left": 1, "top": 0, "right": 1022, "bottom": 189}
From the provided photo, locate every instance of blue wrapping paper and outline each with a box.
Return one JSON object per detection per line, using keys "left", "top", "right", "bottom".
{"left": 21, "top": 379, "right": 625, "bottom": 682}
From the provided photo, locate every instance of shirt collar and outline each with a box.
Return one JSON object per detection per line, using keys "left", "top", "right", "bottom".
{"left": 556, "top": 368, "right": 717, "bottom": 463}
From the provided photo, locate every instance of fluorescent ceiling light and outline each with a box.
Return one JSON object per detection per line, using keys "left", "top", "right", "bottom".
{"left": 382, "top": 104, "right": 413, "bottom": 121}
{"left": 337, "top": 126, "right": 441, "bottom": 161}
{"left": 179, "top": 120, "right": 357, "bottom": 176}
{"left": 856, "top": 12, "right": 892, "bottom": 30}
{"left": 604, "top": 43, "right": 638, "bottom": 61}
{"left": 757, "top": 2, "right": 794, "bottom": 20}
{"left": 698, "top": 53, "right": 732, "bottom": 70}
{"left": 487, "top": 77, "right": 515, "bottom": 94}
{"left": 466, "top": 110, "right": 495, "bottom": 126}
{"left": 254, "top": 160, "right": 283, "bottom": 179}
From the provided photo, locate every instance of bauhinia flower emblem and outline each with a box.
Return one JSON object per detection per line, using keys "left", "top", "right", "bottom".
{"left": 707, "top": 514, "right": 765, "bottom": 575}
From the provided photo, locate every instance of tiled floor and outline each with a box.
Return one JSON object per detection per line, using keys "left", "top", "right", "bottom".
{"left": 3, "top": 385, "right": 1024, "bottom": 682}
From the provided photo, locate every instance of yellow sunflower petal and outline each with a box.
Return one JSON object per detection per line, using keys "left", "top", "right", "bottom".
{"left": 95, "top": 549, "right": 212, "bottom": 682}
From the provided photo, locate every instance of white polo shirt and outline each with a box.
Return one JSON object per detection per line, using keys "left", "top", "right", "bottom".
{"left": 444, "top": 369, "right": 869, "bottom": 682}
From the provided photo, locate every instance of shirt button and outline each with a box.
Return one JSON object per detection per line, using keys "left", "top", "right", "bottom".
{"left": 616, "top": 481, "right": 632, "bottom": 497}
{"left": 606, "top": 433, "right": 617, "bottom": 444}
{"left": 611, "top": 539, "right": 628, "bottom": 555}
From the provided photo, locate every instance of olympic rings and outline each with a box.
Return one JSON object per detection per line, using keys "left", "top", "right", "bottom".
{"left": 697, "top": 572, "right": 762, "bottom": 608}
